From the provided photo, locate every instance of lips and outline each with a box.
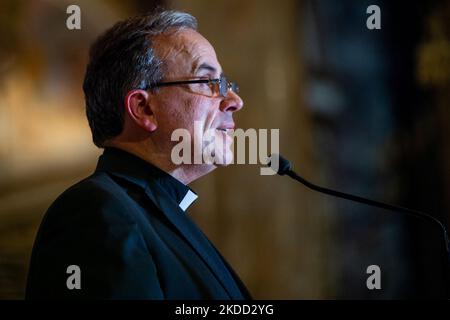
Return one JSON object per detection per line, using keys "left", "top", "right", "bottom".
{"left": 216, "top": 123, "right": 235, "bottom": 132}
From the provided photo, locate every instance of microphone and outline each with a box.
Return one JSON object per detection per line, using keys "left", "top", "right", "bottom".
{"left": 268, "top": 153, "right": 450, "bottom": 295}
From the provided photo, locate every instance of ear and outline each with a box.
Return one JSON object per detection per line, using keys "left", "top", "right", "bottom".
{"left": 124, "top": 89, "right": 157, "bottom": 132}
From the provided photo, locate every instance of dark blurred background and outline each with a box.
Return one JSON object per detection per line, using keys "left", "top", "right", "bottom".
{"left": 0, "top": 0, "right": 449, "bottom": 299}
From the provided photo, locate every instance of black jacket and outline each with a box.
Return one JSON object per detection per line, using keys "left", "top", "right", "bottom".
{"left": 26, "top": 147, "right": 251, "bottom": 299}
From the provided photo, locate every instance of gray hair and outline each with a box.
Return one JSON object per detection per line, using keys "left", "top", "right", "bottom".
{"left": 83, "top": 10, "right": 198, "bottom": 147}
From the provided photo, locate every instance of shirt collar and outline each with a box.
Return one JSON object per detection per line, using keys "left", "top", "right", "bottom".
{"left": 95, "top": 147, "right": 198, "bottom": 212}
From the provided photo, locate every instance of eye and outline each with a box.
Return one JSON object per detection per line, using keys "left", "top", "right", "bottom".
{"left": 193, "top": 82, "right": 209, "bottom": 90}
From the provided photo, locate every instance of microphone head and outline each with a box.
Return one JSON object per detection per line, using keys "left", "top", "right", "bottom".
{"left": 268, "top": 153, "right": 292, "bottom": 175}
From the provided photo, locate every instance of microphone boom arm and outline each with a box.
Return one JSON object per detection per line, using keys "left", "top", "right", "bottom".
{"left": 286, "top": 169, "right": 450, "bottom": 253}
{"left": 269, "top": 152, "right": 450, "bottom": 296}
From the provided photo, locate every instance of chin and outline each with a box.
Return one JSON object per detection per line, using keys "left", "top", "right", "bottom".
{"left": 215, "top": 151, "right": 234, "bottom": 166}
{"left": 202, "top": 144, "right": 234, "bottom": 166}
{"left": 201, "top": 133, "right": 234, "bottom": 166}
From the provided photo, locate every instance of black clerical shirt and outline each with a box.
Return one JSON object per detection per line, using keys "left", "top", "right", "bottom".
{"left": 26, "top": 147, "right": 251, "bottom": 299}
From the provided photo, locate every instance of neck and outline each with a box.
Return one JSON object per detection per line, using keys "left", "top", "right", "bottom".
{"left": 104, "top": 141, "right": 216, "bottom": 185}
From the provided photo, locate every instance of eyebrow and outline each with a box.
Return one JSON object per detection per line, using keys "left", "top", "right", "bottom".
{"left": 195, "top": 63, "right": 223, "bottom": 78}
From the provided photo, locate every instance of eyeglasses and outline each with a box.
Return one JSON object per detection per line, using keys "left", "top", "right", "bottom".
{"left": 146, "top": 75, "right": 239, "bottom": 98}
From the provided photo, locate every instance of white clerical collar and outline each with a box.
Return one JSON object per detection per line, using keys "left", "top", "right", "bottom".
{"left": 178, "top": 189, "right": 198, "bottom": 212}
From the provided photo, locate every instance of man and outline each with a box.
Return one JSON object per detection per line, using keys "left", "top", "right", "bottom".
{"left": 26, "top": 10, "right": 250, "bottom": 299}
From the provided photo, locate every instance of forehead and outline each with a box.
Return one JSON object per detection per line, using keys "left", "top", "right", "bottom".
{"left": 153, "top": 28, "right": 222, "bottom": 77}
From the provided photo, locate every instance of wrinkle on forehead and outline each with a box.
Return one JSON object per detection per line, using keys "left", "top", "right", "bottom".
{"left": 152, "top": 29, "right": 221, "bottom": 78}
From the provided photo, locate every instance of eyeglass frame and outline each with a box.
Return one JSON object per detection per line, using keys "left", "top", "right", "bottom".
{"left": 144, "top": 75, "right": 239, "bottom": 98}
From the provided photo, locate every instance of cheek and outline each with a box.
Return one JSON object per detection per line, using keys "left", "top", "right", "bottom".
{"left": 156, "top": 92, "right": 219, "bottom": 140}
{"left": 156, "top": 92, "right": 192, "bottom": 128}
{"left": 193, "top": 98, "right": 219, "bottom": 127}
{"left": 182, "top": 97, "right": 217, "bottom": 133}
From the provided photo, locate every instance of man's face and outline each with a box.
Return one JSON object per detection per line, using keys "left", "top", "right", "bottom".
{"left": 150, "top": 28, "right": 244, "bottom": 168}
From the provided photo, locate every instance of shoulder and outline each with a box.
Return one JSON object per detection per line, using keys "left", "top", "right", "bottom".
{"left": 41, "top": 172, "right": 139, "bottom": 232}
{"left": 54, "top": 171, "right": 124, "bottom": 203}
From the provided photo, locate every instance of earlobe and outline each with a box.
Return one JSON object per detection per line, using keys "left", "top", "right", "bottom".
{"left": 143, "top": 118, "right": 157, "bottom": 132}
{"left": 124, "top": 89, "right": 158, "bottom": 132}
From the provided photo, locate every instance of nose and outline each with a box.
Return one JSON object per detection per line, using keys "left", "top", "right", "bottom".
{"left": 219, "top": 90, "right": 244, "bottom": 113}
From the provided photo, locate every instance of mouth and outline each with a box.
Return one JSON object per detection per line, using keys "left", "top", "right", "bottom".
{"left": 216, "top": 123, "right": 235, "bottom": 133}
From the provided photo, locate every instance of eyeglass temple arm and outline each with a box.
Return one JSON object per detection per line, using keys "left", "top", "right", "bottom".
{"left": 145, "top": 79, "right": 218, "bottom": 90}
